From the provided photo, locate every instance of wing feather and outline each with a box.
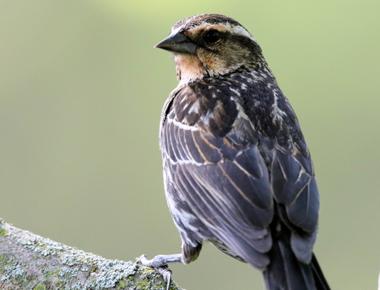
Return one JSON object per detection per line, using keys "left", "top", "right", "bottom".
{"left": 161, "top": 83, "right": 320, "bottom": 266}
{"left": 163, "top": 111, "right": 274, "bottom": 267}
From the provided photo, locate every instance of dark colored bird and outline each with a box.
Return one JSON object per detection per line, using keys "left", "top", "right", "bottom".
{"left": 141, "top": 14, "right": 330, "bottom": 290}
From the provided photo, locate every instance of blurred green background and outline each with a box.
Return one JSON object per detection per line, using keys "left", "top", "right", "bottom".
{"left": 0, "top": 1, "right": 379, "bottom": 289}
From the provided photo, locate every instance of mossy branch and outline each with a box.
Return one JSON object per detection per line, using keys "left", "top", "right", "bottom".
{"left": 0, "top": 219, "right": 182, "bottom": 290}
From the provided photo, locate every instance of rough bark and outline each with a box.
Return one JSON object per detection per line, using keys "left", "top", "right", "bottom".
{"left": 0, "top": 218, "right": 182, "bottom": 290}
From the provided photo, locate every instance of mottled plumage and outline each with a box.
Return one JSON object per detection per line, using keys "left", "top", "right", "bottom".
{"left": 144, "top": 14, "right": 330, "bottom": 290}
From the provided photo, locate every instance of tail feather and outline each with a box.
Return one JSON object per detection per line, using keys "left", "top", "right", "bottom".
{"left": 311, "top": 254, "right": 330, "bottom": 290}
{"left": 263, "top": 239, "right": 330, "bottom": 290}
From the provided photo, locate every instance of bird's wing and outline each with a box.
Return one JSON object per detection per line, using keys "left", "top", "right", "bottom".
{"left": 161, "top": 84, "right": 274, "bottom": 268}
{"left": 270, "top": 140, "right": 319, "bottom": 263}
{"left": 161, "top": 82, "right": 318, "bottom": 267}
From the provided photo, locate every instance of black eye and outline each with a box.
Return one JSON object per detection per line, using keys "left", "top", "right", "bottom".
{"left": 202, "top": 29, "right": 222, "bottom": 44}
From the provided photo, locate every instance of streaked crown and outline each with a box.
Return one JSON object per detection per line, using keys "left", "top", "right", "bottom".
{"left": 157, "top": 14, "right": 265, "bottom": 82}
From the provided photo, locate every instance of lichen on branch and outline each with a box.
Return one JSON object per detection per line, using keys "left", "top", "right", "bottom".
{"left": 0, "top": 219, "right": 181, "bottom": 290}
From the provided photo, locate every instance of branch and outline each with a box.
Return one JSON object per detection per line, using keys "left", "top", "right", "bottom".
{"left": 0, "top": 218, "right": 182, "bottom": 290}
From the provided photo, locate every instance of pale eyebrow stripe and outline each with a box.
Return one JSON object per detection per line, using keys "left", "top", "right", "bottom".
{"left": 173, "top": 21, "right": 254, "bottom": 41}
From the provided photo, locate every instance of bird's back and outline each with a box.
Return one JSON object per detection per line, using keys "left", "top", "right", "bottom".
{"left": 160, "top": 66, "right": 319, "bottom": 265}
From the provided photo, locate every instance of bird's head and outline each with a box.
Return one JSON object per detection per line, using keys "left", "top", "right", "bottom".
{"left": 156, "top": 14, "right": 265, "bottom": 83}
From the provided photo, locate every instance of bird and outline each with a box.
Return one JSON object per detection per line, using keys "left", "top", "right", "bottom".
{"left": 140, "top": 14, "right": 330, "bottom": 290}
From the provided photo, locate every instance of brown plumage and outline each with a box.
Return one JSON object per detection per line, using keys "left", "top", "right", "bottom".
{"left": 141, "top": 14, "right": 330, "bottom": 290}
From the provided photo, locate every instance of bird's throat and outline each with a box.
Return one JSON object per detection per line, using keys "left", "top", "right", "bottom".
{"left": 174, "top": 54, "right": 206, "bottom": 84}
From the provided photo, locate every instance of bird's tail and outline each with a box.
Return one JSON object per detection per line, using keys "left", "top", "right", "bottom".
{"left": 263, "top": 238, "right": 330, "bottom": 290}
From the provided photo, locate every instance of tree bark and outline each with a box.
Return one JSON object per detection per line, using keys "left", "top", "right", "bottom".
{"left": 0, "top": 218, "right": 182, "bottom": 290}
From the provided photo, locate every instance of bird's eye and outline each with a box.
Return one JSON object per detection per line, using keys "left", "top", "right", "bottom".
{"left": 202, "top": 29, "right": 222, "bottom": 45}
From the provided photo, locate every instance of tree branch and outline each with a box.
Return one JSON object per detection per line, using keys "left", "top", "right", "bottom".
{"left": 0, "top": 218, "right": 182, "bottom": 290}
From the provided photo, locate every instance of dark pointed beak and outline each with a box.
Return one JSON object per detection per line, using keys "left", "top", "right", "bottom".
{"left": 155, "top": 32, "right": 197, "bottom": 54}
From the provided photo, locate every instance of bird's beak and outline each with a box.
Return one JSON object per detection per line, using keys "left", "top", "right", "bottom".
{"left": 155, "top": 32, "right": 197, "bottom": 54}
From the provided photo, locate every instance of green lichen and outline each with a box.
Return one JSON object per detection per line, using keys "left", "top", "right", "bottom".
{"left": 136, "top": 279, "right": 150, "bottom": 289}
{"left": 33, "top": 283, "right": 47, "bottom": 290}
{"left": 122, "top": 266, "right": 180, "bottom": 290}
{"left": 44, "top": 269, "right": 59, "bottom": 279}
{"left": 54, "top": 279, "right": 65, "bottom": 289}
{"left": 0, "top": 227, "right": 7, "bottom": 237}
{"left": 0, "top": 254, "right": 8, "bottom": 265}
{"left": 116, "top": 279, "right": 127, "bottom": 289}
